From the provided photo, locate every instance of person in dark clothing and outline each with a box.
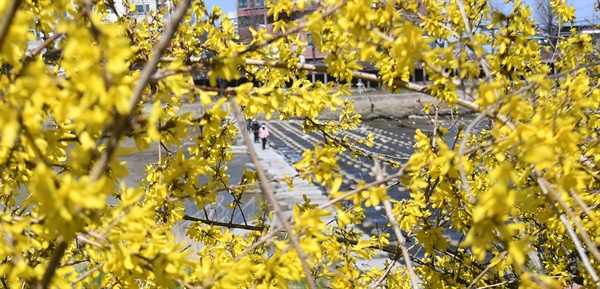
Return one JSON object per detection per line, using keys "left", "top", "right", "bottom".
{"left": 251, "top": 120, "right": 260, "bottom": 143}
{"left": 258, "top": 123, "right": 269, "bottom": 150}
{"left": 246, "top": 118, "right": 252, "bottom": 133}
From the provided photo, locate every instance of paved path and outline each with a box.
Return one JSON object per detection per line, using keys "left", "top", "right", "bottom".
{"left": 241, "top": 127, "right": 393, "bottom": 270}
{"left": 236, "top": 134, "right": 337, "bottom": 232}
{"left": 248, "top": 141, "right": 328, "bottom": 209}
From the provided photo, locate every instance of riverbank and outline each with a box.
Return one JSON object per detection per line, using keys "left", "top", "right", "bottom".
{"left": 167, "top": 90, "right": 471, "bottom": 121}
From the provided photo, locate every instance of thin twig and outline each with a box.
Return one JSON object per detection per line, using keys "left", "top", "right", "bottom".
{"left": 318, "top": 167, "right": 407, "bottom": 210}
{"left": 430, "top": 100, "right": 440, "bottom": 148}
{"left": 199, "top": 228, "right": 284, "bottom": 288}
{"left": 477, "top": 281, "right": 508, "bottom": 289}
{"left": 183, "top": 215, "right": 265, "bottom": 231}
{"left": 238, "top": 2, "right": 344, "bottom": 56}
{"left": 382, "top": 200, "right": 419, "bottom": 289}
{"left": 70, "top": 264, "right": 102, "bottom": 285}
{"left": 466, "top": 251, "right": 508, "bottom": 289}
{"left": 569, "top": 189, "right": 593, "bottom": 218}
{"left": 76, "top": 235, "right": 103, "bottom": 248}
{"left": 535, "top": 173, "right": 600, "bottom": 285}
{"left": 458, "top": 110, "right": 490, "bottom": 203}
{"left": 30, "top": 33, "right": 64, "bottom": 57}
{"left": 372, "top": 254, "right": 400, "bottom": 288}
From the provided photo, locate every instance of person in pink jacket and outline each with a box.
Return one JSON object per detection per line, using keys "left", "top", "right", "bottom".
{"left": 258, "top": 123, "right": 269, "bottom": 150}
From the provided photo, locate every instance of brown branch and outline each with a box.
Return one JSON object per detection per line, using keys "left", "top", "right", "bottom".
{"left": 383, "top": 199, "right": 419, "bottom": 289}
{"left": 182, "top": 215, "right": 405, "bottom": 256}
{"left": 38, "top": 239, "right": 68, "bottom": 289}
{"left": 26, "top": 9, "right": 87, "bottom": 61}
{"left": 150, "top": 66, "right": 196, "bottom": 82}
{"left": 76, "top": 235, "right": 103, "bottom": 248}
{"left": 372, "top": 254, "right": 400, "bottom": 288}
{"left": 70, "top": 264, "right": 102, "bottom": 285}
{"left": 194, "top": 85, "right": 236, "bottom": 95}
{"left": 467, "top": 251, "right": 508, "bottom": 289}
{"left": 0, "top": 0, "right": 22, "bottom": 48}
{"left": 318, "top": 166, "right": 408, "bottom": 210}
{"left": 30, "top": 32, "right": 64, "bottom": 58}
{"left": 183, "top": 215, "right": 265, "bottom": 231}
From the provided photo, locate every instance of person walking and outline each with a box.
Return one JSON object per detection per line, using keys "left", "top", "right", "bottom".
{"left": 258, "top": 123, "right": 269, "bottom": 150}
{"left": 246, "top": 118, "right": 252, "bottom": 133}
{"left": 251, "top": 119, "right": 260, "bottom": 143}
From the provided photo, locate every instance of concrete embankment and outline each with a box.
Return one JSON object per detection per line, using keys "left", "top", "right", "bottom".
{"left": 318, "top": 91, "right": 471, "bottom": 120}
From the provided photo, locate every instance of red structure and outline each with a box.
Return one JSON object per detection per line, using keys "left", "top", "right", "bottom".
{"left": 237, "top": 2, "right": 336, "bottom": 84}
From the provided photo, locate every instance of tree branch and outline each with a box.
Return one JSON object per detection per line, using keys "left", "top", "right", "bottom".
{"left": 70, "top": 264, "right": 102, "bottom": 285}
{"left": 318, "top": 167, "right": 407, "bottom": 210}
{"left": 38, "top": 240, "right": 68, "bottom": 289}
{"left": 535, "top": 173, "right": 600, "bottom": 286}
{"left": 0, "top": 0, "right": 22, "bottom": 48}
{"left": 183, "top": 215, "right": 265, "bottom": 231}
{"left": 467, "top": 251, "right": 508, "bottom": 289}
{"left": 383, "top": 199, "right": 419, "bottom": 289}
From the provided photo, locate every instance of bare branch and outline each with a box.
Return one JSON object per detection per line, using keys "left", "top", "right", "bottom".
{"left": 0, "top": 0, "right": 22, "bottom": 48}
{"left": 467, "top": 251, "right": 508, "bottom": 289}
{"left": 70, "top": 264, "right": 102, "bottom": 285}
{"left": 183, "top": 215, "right": 266, "bottom": 231}
{"left": 383, "top": 200, "right": 419, "bottom": 289}
{"left": 38, "top": 239, "right": 68, "bottom": 289}
{"left": 535, "top": 173, "right": 600, "bottom": 285}
{"left": 318, "top": 168, "right": 407, "bottom": 210}
{"left": 458, "top": 109, "right": 491, "bottom": 203}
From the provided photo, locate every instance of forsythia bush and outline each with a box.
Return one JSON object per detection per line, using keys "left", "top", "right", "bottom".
{"left": 1, "top": 0, "right": 599, "bottom": 288}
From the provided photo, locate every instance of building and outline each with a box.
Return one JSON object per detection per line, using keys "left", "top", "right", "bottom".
{"left": 104, "top": 0, "right": 170, "bottom": 23}
{"left": 236, "top": 1, "right": 335, "bottom": 85}
{"left": 560, "top": 19, "right": 600, "bottom": 49}
{"left": 227, "top": 11, "right": 239, "bottom": 35}
{"left": 236, "top": 0, "right": 270, "bottom": 42}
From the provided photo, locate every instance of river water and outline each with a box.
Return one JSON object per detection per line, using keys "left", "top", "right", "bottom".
{"left": 117, "top": 116, "right": 488, "bottom": 248}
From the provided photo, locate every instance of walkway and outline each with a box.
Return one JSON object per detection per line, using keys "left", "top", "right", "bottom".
{"left": 239, "top": 138, "right": 333, "bottom": 222}
{"left": 239, "top": 129, "right": 391, "bottom": 271}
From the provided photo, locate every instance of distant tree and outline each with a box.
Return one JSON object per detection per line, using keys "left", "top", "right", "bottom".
{"left": 534, "top": 0, "right": 558, "bottom": 36}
